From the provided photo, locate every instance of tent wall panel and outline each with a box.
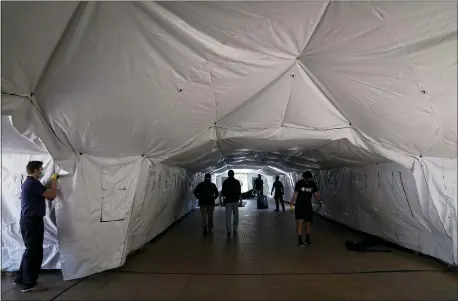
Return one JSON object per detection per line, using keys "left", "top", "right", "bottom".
{"left": 125, "top": 160, "right": 200, "bottom": 256}
{"left": 312, "top": 161, "right": 457, "bottom": 265}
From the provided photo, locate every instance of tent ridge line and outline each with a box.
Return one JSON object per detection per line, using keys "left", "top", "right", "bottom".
{"left": 215, "top": 61, "right": 296, "bottom": 123}
{"left": 298, "top": 61, "right": 416, "bottom": 163}
{"left": 279, "top": 66, "right": 297, "bottom": 127}
{"left": 1, "top": 91, "right": 31, "bottom": 100}
{"left": 33, "top": 1, "right": 88, "bottom": 94}
{"left": 414, "top": 157, "right": 454, "bottom": 244}
{"left": 299, "top": 1, "right": 330, "bottom": 56}
{"left": 2, "top": 92, "right": 77, "bottom": 157}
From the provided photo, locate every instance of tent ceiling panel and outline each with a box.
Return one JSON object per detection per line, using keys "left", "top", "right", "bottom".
{"left": 1, "top": 117, "right": 48, "bottom": 155}
{"left": 2, "top": 2, "right": 456, "bottom": 170}
{"left": 164, "top": 135, "right": 389, "bottom": 174}
{"left": 212, "top": 166, "right": 288, "bottom": 177}
{"left": 300, "top": 1, "right": 457, "bottom": 158}
{"left": 283, "top": 63, "right": 350, "bottom": 129}
{"left": 215, "top": 62, "right": 294, "bottom": 129}
{"left": 161, "top": 1, "right": 328, "bottom": 58}
{"left": 210, "top": 59, "right": 295, "bottom": 122}
{"left": 1, "top": 1, "right": 78, "bottom": 94}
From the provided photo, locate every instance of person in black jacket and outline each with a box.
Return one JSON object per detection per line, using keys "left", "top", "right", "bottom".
{"left": 254, "top": 174, "right": 264, "bottom": 196}
{"left": 221, "top": 170, "right": 241, "bottom": 237}
{"left": 193, "top": 173, "right": 219, "bottom": 235}
{"left": 271, "top": 175, "right": 285, "bottom": 212}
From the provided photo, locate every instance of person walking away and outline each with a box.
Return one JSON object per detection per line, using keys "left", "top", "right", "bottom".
{"left": 254, "top": 174, "right": 264, "bottom": 196}
{"left": 14, "top": 161, "right": 58, "bottom": 292}
{"left": 221, "top": 170, "right": 241, "bottom": 237}
{"left": 193, "top": 173, "right": 219, "bottom": 235}
{"left": 290, "top": 171, "right": 320, "bottom": 247}
{"left": 271, "top": 176, "right": 285, "bottom": 212}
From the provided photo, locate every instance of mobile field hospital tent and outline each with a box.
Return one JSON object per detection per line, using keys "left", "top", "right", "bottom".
{"left": 1, "top": 2, "right": 457, "bottom": 280}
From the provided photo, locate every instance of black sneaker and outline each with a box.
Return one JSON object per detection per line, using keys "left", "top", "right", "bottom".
{"left": 233, "top": 229, "right": 238, "bottom": 236}
{"left": 21, "top": 284, "right": 37, "bottom": 293}
{"left": 13, "top": 280, "right": 22, "bottom": 286}
{"left": 298, "top": 237, "right": 304, "bottom": 247}
{"left": 274, "top": 209, "right": 279, "bottom": 212}
{"left": 203, "top": 228, "right": 208, "bottom": 235}
{"left": 227, "top": 232, "right": 231, "bottom": 238}
{"left": 305, "top": 235, "right": 311, "bottom": 245}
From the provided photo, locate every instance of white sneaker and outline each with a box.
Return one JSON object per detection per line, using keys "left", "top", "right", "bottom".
{"left": 21, "top": 284, "right": 37, "bottom": 293}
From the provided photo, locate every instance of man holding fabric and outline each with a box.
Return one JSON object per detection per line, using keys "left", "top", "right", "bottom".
{"left": 14, "top": 161, "right": 59, "bottom": 292}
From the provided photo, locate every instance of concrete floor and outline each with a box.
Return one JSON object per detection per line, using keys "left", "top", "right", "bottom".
{"left": 2, "top": 198, "right": 457, "bottom": 300}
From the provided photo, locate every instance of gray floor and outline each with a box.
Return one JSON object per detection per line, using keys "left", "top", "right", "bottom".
{"left": 2, "top": 198, "right": 457, "bottom": 300}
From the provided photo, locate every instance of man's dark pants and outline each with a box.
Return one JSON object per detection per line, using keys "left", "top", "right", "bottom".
{"left": 200, "top": 205, "right": 215, "bottom": 231}
{"left": 15, "top": 216, "right": 44, "bottom": 285}
{"left": 274, "top": 194, "right": 285, "bottom": 211}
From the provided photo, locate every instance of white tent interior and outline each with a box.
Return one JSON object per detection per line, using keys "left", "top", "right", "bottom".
{"left": 1, "top": 2, "right": 457, "bottom": 280}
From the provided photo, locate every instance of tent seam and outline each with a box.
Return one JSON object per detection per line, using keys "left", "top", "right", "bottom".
{"left": 298, "top": 1, "right": 330, "bottom": 56}
{"left": 279, "top": 65, "right": 297, "bottom": 127}
{"left": 33, "top": 1, "right": 86, "bottom": 94}
{"left": 415, "top": 157, "right": 454, "bottom": 244}
{"left": 297, "top": 62, "right": 416, "bottom": 161}
{"left": 1, "top": 92, "right": 76, "bottom": 155}
{"left": 215, "top": 61, "right": 296, "bottom": 124}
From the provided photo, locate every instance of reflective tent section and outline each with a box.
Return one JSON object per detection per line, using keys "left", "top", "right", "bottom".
{"left": 1, "top": 1, "right": 457, "bottom": 287}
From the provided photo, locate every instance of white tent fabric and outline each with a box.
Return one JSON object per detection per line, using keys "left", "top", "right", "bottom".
{"left": 311, "top": 159, "right": 457, "bottom": 265}
{"left": 1, "top": 2, "right": 457, "bottom": 279}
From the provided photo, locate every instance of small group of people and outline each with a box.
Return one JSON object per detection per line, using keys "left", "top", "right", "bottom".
{"left": 249, "top": 174, "right": 287, "bottom": 212}
{"left": 193, "top": 170, "right": 321, "bottom": 247}
{"left": 193, "top": 170, "right": 241, "bottom": 237}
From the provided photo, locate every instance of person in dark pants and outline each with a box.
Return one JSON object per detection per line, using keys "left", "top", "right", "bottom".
{"left": 193, "top": 173, "right": 219, "bottom": 235}
{"left": 14, "top": 161, "right": 58, "bottom": 293}
{"left": 271, "top": 175, "right": 285, "bottom": 212}
{"left": 290, "top": 171, "right": 320, "bottom": 247}
{"left": 253, "top": 174, "right": 263, "bottom": 196}
{"left": 221, "top": 170, "right": 241, "bottom": 237}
